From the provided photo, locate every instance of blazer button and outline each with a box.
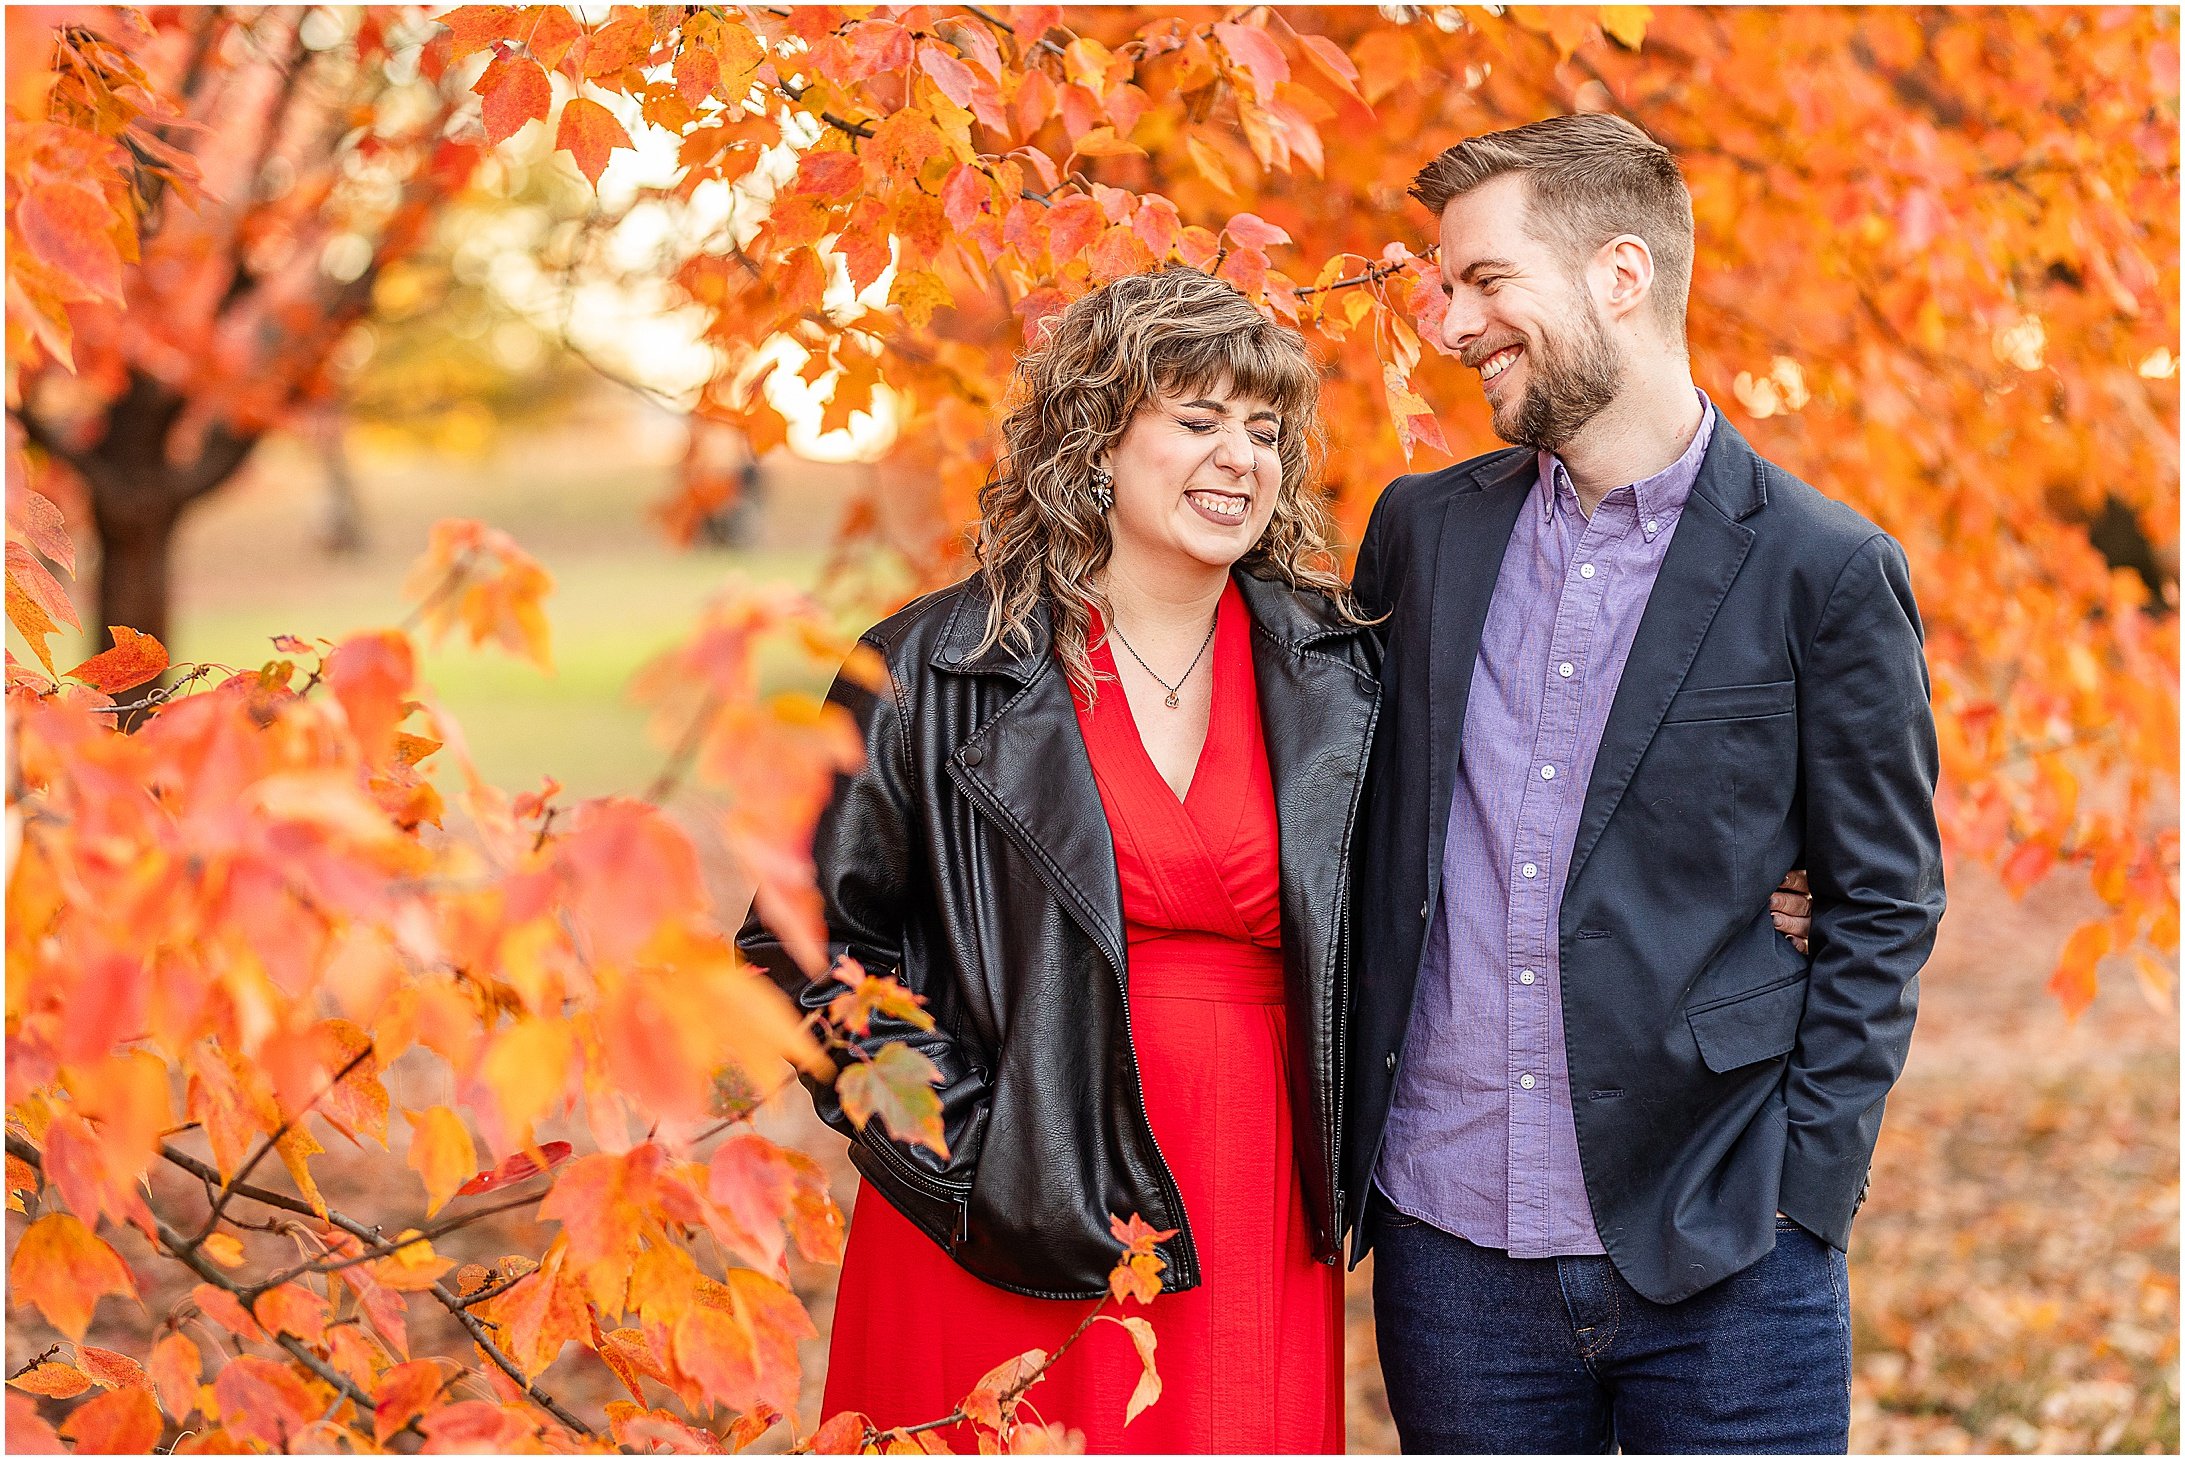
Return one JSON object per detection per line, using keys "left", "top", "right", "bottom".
{"left": 1386, "top": 1051, "right": 1397, "bottom": 1073}
{"left": 961, "top": 746, "right": 983, "bottom": 767}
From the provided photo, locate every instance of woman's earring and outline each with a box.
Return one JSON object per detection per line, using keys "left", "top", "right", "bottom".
{"left": 1089, "top": 465, "right": 1114, "bottom": 513}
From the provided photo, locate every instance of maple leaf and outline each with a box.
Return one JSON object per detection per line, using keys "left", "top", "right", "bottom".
{"left": 8, "top": 1360, "right": 91, "bottom": 1398}
{"left": 456, "top": 1139, "right": 574, "bottom": 1197}
{"left": 212, "top": 1354, "right": 322, "bottom": 1450}
{"left": 56, "top": 1385, "right": 160, "bottom": 1454}
{"left": 837, "top": 1042, "right": 949, "bottom": 1157}
{"left": 557, "top": 94, "right": 632, "bottom": 187}
{"left": 148, "top": 1333, "right": 200, "bottom": 1420}
{"left": 64, "top": 624, "right": 167, "bottom": 693}
{"left": 961, "top": 1348, "right": 1046, "bottom": 1431}
{"left": 476, "top": 50, "right": 552, "bottom": 147}
{"left": 8, "top": 1211, "right": 137, "bottom": 1340}
{"left": 405, "top": 1106, "right": 478, "bottom": 1217}
{"left": 78, "top": 1345, "right": 148, "bottom": 1392}
{"left": 1101, "top": 1315, "right": 1162, "bottom": 1423}
{"left": 373, "top": 1359, "right": 449, "bottom": 1444}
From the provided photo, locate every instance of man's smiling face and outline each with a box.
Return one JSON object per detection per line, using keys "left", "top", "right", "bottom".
{"left": 1432, "top": 173, "right": 1625, "bottom": 451}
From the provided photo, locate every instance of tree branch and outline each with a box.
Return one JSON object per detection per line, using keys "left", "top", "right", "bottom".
{"left": 186, "top": 1041, "right": 375, "bottom": 1252}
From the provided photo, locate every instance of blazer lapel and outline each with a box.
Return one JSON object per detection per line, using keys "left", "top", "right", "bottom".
{"left": 1564, "top": 427, "right": 1763, "bottom": 897}
{"left": 1424, "top": 455, "right": 1536, "bottom": 906}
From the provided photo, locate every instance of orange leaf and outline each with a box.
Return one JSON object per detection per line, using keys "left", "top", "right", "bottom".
{"left": 326, "top": 630, "right": 417, "bottom": 767}
{"left": 212, "top": 1355, "right": 322, "bottom": 1451}
{"left": 373, "top": 1359, "right": 448, "bottom": 1443}
{"left": 190, "top": 1282, "right": 267, "bottom": 1342}
{"left": 476, "top": 51, "right": 551, "bottom": 147}
{"left": 56, "top": 1384, "right": 160, "bottom": 1454}
{"left": 961, "top": 1348, "right": 1046, "bottom": 1431}
{"left": 556, "top": 95, "right": 632, "bottom": 187}
{"left": 8, "top": 1359, "right": 91, "bottom": 1397}
{"left": 8, "top": 1212, "right": 137, "bottom": 1341}
{"left": 148, "top": 1334, "right": 201, "bottom": 1420}
{"left": 16, "top": 181, "right": 124, "bottom": 300}
{"left": 405, "top": 1107, "right": 477, "bottom": 1218}
{"left": 1097, "top": 1314, "right": 1160, "bottom": 1423}
{"left": 64, "top": 625, "right": 168, "bottom": 693}
{"left": 253, "top": 1283, "right": 331, "bottom": 1345}
{"left": 795, "top": 149, "right": 864, "bottom": 199}
{"left": 79, "top": 1345, "right": 148, "bottom": 1392}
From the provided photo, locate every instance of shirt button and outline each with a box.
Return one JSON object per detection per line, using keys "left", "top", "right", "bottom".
{"left": 1521, "top": 862, "right": 1538, "bottom": 879}
{"left": 1579, "top": 563, "right": 1596, "bottom": 579}
{"left": 1558, "top": 662, "right": 1574, "bottom": 678}
{"left": 1519, "top": 969, "right": 1536, "bottom": 985}
{"left": 1540, "top": 765, "right": 1556, "bottom": 780}
{"left": 1519, "top": 1073, "right": 1537, "bottom": 1091}
{"left": 1645, "top": 518, "right": 1660, "bottom": 535}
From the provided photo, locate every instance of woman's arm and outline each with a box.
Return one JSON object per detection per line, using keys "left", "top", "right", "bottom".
{"left": 735, "top": 643, "right": 991, "bottom": 1200}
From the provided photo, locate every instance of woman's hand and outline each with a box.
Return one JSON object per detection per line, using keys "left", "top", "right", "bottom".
{"left": 1771, "top": 868, "right": 1813, "bottom": 955}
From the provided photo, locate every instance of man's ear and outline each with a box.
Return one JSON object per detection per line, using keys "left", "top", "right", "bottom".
{"left": 1599, "top": 233, "right": 1655, "bottom": 324}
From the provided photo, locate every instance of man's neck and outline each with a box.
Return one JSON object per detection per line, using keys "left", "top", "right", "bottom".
{"left": 1552, "top": 367, "right": 1705, "bottom": 517}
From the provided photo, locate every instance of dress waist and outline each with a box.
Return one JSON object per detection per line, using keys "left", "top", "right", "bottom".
{"left": 1125, "top": 930, "right": 1286, "bottom": 1004}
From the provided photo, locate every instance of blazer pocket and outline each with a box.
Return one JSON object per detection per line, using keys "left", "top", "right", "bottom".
{"left": 1660, "top": 678, "right": 1796, "bottom": 725}
{"left": 1686, "top": 975, "right": 1808, "bottom": 1073}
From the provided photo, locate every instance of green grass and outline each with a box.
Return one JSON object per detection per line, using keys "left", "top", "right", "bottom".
{"left": 171, "top": 546, "right": 838, "bottom": 799}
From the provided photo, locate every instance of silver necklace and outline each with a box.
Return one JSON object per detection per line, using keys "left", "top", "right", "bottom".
{"left": 1108, "top": 612, "right": 1218, "bottom": 709}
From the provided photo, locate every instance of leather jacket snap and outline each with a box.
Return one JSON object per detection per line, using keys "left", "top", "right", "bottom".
{"left": 736, "top": 570, "right": 1381, "bottom": 1299}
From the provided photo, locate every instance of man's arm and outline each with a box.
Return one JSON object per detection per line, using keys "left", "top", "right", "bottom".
{"left": 1780, "top": 532, "right": 1945, "bottom": 1246}
{"left": 1349, "top": 478, "right": 1403, "bottom": 623}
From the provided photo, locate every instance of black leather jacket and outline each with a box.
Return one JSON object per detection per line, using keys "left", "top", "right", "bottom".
{"left": 736, "top": 570, "right": 1381, "bottom": 1299}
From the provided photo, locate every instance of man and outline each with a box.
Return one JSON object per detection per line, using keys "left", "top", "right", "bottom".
{"left": 1344, "top": 113, "right": 1945, "bottom": 1452}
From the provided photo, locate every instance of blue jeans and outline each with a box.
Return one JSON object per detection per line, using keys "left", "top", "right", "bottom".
{"left": 1371, "top": 1196, "right": 1851, "bottom": 1453}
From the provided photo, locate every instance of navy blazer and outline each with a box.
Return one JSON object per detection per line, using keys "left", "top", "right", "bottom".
{"left": 1343, "top": 415, "right": 1945, "bottom": 1304}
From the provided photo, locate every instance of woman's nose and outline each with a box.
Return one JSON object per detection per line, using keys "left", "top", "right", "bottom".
{"left": 1209, "top": 424, "right": 1255, "bottom": 473}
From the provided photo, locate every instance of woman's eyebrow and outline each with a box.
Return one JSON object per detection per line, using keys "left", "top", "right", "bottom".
{"left": 1173, "top": 398, "right": 1281, "bottom": 425}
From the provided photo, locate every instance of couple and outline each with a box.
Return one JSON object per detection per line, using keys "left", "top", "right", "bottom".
{"left": 739, "top": 114, "right": 1945, "bottom": 1454}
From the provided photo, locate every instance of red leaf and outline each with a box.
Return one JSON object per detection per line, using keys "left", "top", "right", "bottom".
{"left": 374, "top": 1359, "right": 449, "bottom": 1443}
{"left": 456, "top": 1140, "right": 574, "bottom": 1196}
{"left": 64, "top": 624, "right": 167, "bottom": 693}
{"left": 556, "top": 95, "right": 632, "bottom": 187}
{"left": 476, "top": 51, "right": 551, "bottom": 147}
{"left": 16, "top": 182, "right": 124, "bottom": 300}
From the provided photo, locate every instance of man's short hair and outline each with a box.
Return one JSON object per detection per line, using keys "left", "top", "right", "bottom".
{"left": 1412, "top": 113, "right": 1695, "bottom": 342}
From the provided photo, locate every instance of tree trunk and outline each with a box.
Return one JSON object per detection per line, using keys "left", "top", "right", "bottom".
{"left": 92, "top": 512, "right": 178, "bottom": 651}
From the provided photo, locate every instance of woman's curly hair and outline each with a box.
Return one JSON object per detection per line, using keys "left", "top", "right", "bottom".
{"left": 973, "top": 266, "right": 1362, "bottom": 699}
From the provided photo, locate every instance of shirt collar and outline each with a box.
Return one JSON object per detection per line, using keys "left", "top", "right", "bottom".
{"left": 1535, "top": 390, "right": 1717, "bottom": 525}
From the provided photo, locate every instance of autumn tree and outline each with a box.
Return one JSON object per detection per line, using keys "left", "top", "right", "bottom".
{"left": 3, "top": 4, "right": 2177, "bottom": 1452}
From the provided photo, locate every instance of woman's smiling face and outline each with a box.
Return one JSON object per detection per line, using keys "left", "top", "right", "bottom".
{"left": 1100, "top": 379, "right": 1286, "bottom": 578}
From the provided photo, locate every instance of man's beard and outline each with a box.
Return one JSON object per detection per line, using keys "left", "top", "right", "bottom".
{"left": 1493, "top": 303, "right": 1625, "bottom": 451}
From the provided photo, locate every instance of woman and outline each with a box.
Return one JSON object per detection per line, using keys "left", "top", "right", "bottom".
{"left": 737, "top": 267, "right": 1810, "bottom": 1452}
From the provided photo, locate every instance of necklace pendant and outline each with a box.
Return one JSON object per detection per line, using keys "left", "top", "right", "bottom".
{"left": 1164, "top": 691, "right": 1180, "bottom": 708}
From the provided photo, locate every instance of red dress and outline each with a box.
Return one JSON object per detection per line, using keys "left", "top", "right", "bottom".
{"left": 820, "top": 581, "right": 1344, "bottom": 1453}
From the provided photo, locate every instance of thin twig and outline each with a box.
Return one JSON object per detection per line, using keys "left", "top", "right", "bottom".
{"left": 186, "top": 1042, "right": 375, "bottom": 1251}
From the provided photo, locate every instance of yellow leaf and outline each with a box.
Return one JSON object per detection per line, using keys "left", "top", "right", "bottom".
{"left": 404, "top": 1106, "right": 478, "bottom": 1218}
{"left": 1598, "top": 5, "right": 1652, "bottom": 48}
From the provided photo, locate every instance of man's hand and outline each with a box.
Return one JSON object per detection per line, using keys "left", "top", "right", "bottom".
{"left": 1771, "top": 869, "right": 1813, "bottom": 955}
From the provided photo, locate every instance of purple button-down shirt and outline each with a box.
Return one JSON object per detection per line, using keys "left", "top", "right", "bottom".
{"left": 1376, "top": 395, "right": 1717, "bottom": 1257}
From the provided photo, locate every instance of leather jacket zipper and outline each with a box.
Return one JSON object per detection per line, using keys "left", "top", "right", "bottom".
{"left": 857, "top": 1122, "right": 970, "bottom": 1235}
{"left": 1107, "top": 945, "right": 1200, "bottom": 1289}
